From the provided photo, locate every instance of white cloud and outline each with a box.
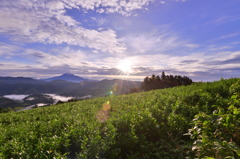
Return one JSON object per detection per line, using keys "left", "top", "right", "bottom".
{"left": 0, "top": 43, "right": 99, "bottom": 72}
{"left": 45, "top": 0, "right": 155, "bottom": 16}
{"left": 0, "top": 0, "right": 127, "bottom": 53}
{"left": 175, "top": 0, "right": 187, "bottom": 2}
{"left": 21, "top": 46, "right": 99, "bottom": 69}
{"left": 183, "top": 44, "right": 200, "bottom": 49}
{"left": 0, "top": 0, "right": 193, "bottom": 54}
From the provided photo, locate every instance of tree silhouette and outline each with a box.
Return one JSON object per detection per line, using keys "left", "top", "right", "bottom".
{"left": 130, "top": 71, "right": 193, "bottom": 93}
{"left": 152, "top": 74, "right": 155, "bottom": 80}
{"left": 156, "top": 75, "right": 161, "bottom": 81}
{"left": 161, "top": 71, "right": 166, "bottom": 80}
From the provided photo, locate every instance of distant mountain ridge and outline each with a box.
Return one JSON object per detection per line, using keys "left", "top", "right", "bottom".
{"left": 41, "top": 73, "right": 93, "bottom": 83}
{"left": 0, "top": 76, "right": 46, "bottom": 84}
{"left": 0, "top": 74, "right": 142, "bottom": 98}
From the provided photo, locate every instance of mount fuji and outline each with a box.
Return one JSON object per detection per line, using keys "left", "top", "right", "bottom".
{"left": 41, "top": 73, "right": 94, "bottom": 83}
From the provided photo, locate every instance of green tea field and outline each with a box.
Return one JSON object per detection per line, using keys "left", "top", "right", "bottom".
{"left": 0, "top": 78, "right": 239, "bottom": 159}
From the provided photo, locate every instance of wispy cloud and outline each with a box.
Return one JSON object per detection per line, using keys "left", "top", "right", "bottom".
{"left": 213, "top": 15, "right": 240, "bottom": 24}
{"left": 209, "top": 46, "right": 232, "bottom": 51}
{"left": 0, "top": 42, "right": 20, "bottom": 57}
{"left": 91, "top": 17, "right": 107, "bottom": 26}
{"left": 218, "top": 33, "right": 240, "bottom": 40}
{"left": 120, "top": 30, "right": 199, "bottom": 55}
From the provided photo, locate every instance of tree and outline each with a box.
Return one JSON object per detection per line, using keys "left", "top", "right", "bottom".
{"left": 144, "top": 76, "right": 149, "bottom": 83}
{"left": 161, "top": 71, "right": 166, "bottom": 80}
{"left": 156, "top": 75, "right": 161, "bottom": 81}
{"left": 152, "top": 74, "right": 156, "bottom": 79}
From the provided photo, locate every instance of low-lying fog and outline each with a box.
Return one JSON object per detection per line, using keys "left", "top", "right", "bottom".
{"left": 3, "top": 94, "right": 73, "bottom": 103}
{"left": 3, "top": 94, "right": 29, "bottom": 101}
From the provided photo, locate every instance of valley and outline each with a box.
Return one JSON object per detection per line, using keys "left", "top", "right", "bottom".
{"left": 0, "top": 73, "right": 141, "bottom": 110}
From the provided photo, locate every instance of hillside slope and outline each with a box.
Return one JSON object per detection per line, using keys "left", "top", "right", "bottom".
{"left": 0, "top": 78, "right": 239, "bottom": 158}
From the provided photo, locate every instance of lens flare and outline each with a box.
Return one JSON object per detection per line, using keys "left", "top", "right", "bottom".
{"left": 103, "top": 101, "right": 111, "bottom": 111}
{"left": 96, "top": 101, "right": 111, "bottom": 122}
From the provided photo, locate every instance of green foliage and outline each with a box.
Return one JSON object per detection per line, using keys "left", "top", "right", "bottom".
{"left": 0, "top": 78, "right": 239, "bottom": 158}
{"left": 0, "top": 107, "right": 13, "bottom": 113}
{"left": 186, "top": 79, "right": 240, "bottom": 159}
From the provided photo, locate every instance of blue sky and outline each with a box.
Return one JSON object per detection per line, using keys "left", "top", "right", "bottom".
{"left": 0, "top": 0, "right": 240, "bottom": 81}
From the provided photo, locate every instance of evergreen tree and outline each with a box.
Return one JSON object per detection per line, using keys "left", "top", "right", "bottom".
{"left": 161, "top": 71, "right": 166, "bottom": 80}
{"left": 152, "top": 74, "right": 155, "bottom": 79}
{"left": 144, "top": 76, "right": 149, "bottom": 83}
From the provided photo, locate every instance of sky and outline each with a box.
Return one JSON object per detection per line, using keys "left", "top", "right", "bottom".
{"left": 0, "top": 0, "right": 240, "bottom": 81}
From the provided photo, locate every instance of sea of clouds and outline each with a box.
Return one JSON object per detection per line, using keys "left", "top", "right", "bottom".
{"left": 3, "top": 94, "right": 73, "bottom": 103}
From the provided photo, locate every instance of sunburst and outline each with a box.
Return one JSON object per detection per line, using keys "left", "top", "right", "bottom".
{"left": 117, "top": 59, "right": 132, "bottom": 75}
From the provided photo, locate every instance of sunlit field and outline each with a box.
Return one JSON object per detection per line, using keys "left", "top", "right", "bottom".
{"left": 0, "top": 78, "right": 239, "bottom": 158}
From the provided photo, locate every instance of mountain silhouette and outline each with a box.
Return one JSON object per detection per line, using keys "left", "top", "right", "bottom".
{"left": 0, "top": 77, "right": 46, "bottom": 84}
{"left": 41, "top": 73, "right": 92, "bottom": 83}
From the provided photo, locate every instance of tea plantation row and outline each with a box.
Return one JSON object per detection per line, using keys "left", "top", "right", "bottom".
{"left": 0, "top": 78, "right": 239, "bottom": 158}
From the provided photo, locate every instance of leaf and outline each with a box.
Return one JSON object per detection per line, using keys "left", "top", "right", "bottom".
{"left": 203, "top": 120, "right": 209, "bottom": 126}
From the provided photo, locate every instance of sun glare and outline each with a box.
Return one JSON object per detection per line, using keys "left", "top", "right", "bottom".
{"left": 117, "top": 59, "right": 132, "bottom": 74}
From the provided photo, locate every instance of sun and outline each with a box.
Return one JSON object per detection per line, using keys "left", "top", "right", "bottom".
{"left": 117, "top": 59, "right": 132, "bottom": 74}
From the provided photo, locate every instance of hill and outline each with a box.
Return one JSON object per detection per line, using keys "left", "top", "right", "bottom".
{"left": 0, "top": 94, "right": 57, "bottom": 111}
{"left": 0, "top": 97, "right": 25, "bottom": 109}
{"left": 0, "top": 78, "right": 239, "bottom": 158}
{"left": 61, "top": 79, "right": 142, "bottom": 97}
{"left": 0, "top": 76, "right": 47, "bottom": 84}
{"left": 0, "top": 82, "right": 61, "bottom": 95}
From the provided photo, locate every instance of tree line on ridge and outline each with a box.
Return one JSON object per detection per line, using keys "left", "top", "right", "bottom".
{"left": 129, "top": 71, "right": 193, "bottom": 93}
